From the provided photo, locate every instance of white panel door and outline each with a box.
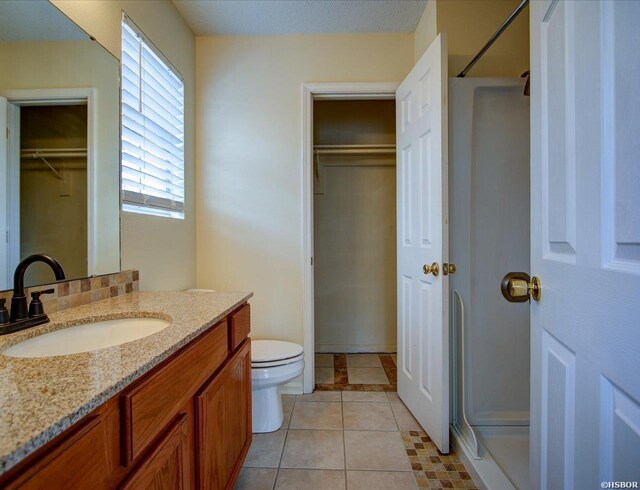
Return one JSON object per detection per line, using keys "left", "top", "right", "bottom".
{"left": 530, "top": 1, "right": 640, "bottom": 488}
{"left": 0, "top": 96, "right": 7, "bottom": 290}
{"left": 396, "top": 33, "right": 449, "bottom": 452}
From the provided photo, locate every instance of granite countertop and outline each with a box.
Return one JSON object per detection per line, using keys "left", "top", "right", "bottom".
{"left": 0, "top": 290, "right": 252, "bottom": 475}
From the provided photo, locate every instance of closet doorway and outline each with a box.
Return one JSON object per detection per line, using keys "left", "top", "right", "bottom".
{"left": 302, "top": 83, "right": 399, "bottom": 393}
{"left": 0, "top": 88, "right": 97, "bottom": 290}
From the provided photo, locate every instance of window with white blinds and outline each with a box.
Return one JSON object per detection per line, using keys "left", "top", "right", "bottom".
{"left": 121, "top": 15, "right": 185, "bottom": 219}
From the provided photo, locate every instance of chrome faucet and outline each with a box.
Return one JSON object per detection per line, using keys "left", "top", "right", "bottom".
{"left": 0, "top": 254, "right": 66, "bottom": 335}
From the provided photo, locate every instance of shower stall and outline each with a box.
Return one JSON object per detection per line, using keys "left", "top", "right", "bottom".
{"left": 449, "top": 78, "right": 531, "bottom": 490}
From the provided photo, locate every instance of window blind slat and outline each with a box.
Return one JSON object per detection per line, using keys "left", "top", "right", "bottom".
{"left": 123, "top": 190, "right": 184, "bottom": 213}
{"left": 122, "top": 69, "right": 183, "bottom": 117}
{"left": 122, "top": 159, "right": 184, "bottom": 189}
{"left": 122, "top": 159, "right": 185, "bottom": 190}
{"left": 122, "top": 143, "right": 184, "bottom": 178}
{"left": 121, "top": 16, "right": 184, "bottom": 219}
{"left": 123, "top": 97, "right": 183, "bottom": 143}
{"left": 122, "top": 90, "right": 184, "bottom": 138}
{"left": 122, "top": 179, "right": 184, "bottom": 202}
{"left": 122, "top": 171, "right": 184, "bottom": 198}
{"left": 140, "top": 44, "right": 183, "bottom": 91}
{"left": 140, "top": 56, "right": 184, "bottom": 108}
{"left": 141, "top": 77, "right": 183, "bottom": 116}
{"left": 122, "top": 108, "right": 183, "bottom": 148}
{"left": 122, "top": 126, "right": 183, "bottom": 170}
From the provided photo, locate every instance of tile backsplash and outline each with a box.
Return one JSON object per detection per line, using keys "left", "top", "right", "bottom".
{"left": 0, "top": 270, "right": 139, "bottom": 315}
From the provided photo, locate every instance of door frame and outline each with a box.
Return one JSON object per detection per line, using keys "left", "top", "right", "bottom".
{"left": 301, "top": 82, "right": 399, "bottom": 393}
{"left": 0, "top": 87, "right": 98, "bottom": 283}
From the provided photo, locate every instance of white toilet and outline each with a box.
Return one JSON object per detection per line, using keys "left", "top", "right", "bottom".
{"left": 251, "top": 340, "right": 304, "bottom": 433}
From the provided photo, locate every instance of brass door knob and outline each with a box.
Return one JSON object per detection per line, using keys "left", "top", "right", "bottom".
{"left": 423, "top": 262, "right": 439, "bottom": 277}
{"left": 501, "top": 272, "right": 542, "bottom": 302}
{"left": 443, "top": 263, "right": 457, "bottom": 275}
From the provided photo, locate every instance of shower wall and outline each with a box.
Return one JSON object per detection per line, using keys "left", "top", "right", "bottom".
{"left": 449, "top": 78, "right": 530, "bottom": 428}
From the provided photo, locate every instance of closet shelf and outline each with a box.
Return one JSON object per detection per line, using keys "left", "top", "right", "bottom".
{"left": 313, "top": 144, "right": 396, "bottom": 156}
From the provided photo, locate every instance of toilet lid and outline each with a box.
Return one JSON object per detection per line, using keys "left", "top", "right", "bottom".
{"left": 251, "top": 340, "right": 303, "bottom": 363}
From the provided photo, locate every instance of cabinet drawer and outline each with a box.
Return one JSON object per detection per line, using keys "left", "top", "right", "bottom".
{"left": 121, "top": 322, "right": 228, "bottom": 464}
{"left": 229, "top": 304, "right": 250, "bottom": 351}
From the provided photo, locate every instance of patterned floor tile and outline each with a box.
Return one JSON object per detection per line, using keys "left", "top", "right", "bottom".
{"left": 401, "top": 431, "right": 477, "bottom": 490}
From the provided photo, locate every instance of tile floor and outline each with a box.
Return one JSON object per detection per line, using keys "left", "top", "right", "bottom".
{"left": 314, "top": 353, "right": 397, "bottom": 391}
{"left": 236, "top": 354, "right": 477, "bottom": 489}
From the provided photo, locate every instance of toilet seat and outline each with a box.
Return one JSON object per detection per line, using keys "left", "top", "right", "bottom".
{"left": 251, "top": 340, "right": 304, "bottom": 368}
{"left": 251, "top": 353, "right": 304, "bottom": 368}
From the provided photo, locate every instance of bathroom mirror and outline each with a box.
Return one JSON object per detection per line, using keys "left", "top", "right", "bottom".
{"left": 0, "top": 0, "right": 120, "bottom": 289}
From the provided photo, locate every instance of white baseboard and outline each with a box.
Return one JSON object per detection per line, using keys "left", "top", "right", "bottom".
{"left": 315, "top": 344, "right": 396, "bottom": 353}
{"left": 451, "top": 427, "right": 515, "bottom": 490}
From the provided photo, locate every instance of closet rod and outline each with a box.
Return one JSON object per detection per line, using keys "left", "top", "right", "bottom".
{"left": 20, "top": 148, "right": 87, "bottom": 158}
{"left": 314, "top": 144, "right": 396, "bottom": 155}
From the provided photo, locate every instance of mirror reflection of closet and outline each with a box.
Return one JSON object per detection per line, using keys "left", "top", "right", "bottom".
{"left": 19, "top": 105, "right": 88, "bottom": 286}
{"left": 0, "top": 0, "right": 121, "bottom": 290}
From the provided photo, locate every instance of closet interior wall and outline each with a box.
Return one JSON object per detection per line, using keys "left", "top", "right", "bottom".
{"left": 20, "top": 104, "right": 88, "bottom": 286}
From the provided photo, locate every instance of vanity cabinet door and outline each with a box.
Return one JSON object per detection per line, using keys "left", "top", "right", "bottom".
{"left": 196, "top": 340, "right": 251, "bottom": 490}
{"left": 120, "top": 413, "right": 191, "bottom": 490}
{"left": 4, "top": 415, "right": 109, "bottom": 489}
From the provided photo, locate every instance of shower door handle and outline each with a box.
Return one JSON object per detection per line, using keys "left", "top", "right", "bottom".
{"left": 501, "top": 272, "right": 542, "bottom": 303}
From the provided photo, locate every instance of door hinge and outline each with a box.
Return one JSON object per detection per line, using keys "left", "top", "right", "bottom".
{"left": 311, "top": 256, "right": 313, "bottom": 266}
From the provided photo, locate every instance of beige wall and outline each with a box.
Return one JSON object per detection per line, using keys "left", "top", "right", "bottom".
{"left": 414, "top": 0, "right": 438, "bottom": 62}
{"left": 196, "top": 34, "right": 413, "bottom": 344}
{"left": 52, "top": 0, "right": 196, "bottom": 291}
{"left": 0, "top": 40, "right": 120, "bottom": 278}
{"left": 437, "top": 0, "right": 529, "bottom": 77}
{"left": 413, "top": 0, "right": 529, "bottom": 77}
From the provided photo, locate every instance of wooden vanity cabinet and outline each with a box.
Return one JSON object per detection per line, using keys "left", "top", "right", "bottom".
{"left": 121, "top": 321, "right": 229, "bottom": 465}
{"left": 196, "top": 340, "right": 251, "bottom": 490}
{"left": 0, "top": 302, "right": 251, "bottom": 490}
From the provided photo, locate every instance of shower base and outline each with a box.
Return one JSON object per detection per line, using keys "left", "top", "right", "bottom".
{"left": 477, "top": 426, "right": 529, "bottom": 490}
{"left": 452, "top": 424, "right": 529, "bottom": 490}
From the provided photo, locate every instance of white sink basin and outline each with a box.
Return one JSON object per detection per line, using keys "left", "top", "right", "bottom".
{"left": 2, "top": 317, "right": 171, "bottom": 358}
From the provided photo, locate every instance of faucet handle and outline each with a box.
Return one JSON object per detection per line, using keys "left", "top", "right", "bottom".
{"left": 0, "top": 298, "right": 8, "bottom": 325}
{"left": 28, "top": 289, "right": 55, "bottom": 318}
{"left": 30, "top": 288, "right": 55, "bottom": 300}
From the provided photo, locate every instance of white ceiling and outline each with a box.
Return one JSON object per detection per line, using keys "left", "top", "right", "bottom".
{"left": 172, "top": 0, "right": 428, "bottom": 36}
{"left": 0, "top": 0, "right": 87, "bottom": 43}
